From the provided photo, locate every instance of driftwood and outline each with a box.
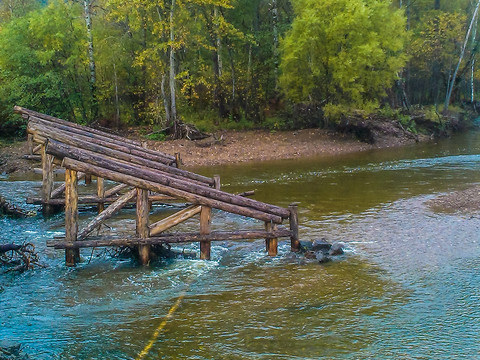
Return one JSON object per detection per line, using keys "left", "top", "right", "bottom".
{"left": 0, "top": 243, "right": 43, "bottom": 273}
{"left": 0, "top": 196, "right": 35, "bottom": 218}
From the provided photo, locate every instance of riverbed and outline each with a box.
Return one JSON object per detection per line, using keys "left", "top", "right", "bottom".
{"left": 1, "top": 132, "right": 480, "bottom": 359}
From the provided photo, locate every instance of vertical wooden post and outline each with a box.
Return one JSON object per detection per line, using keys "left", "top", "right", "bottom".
{"left": 200, "top": 206, "right": 212, "bottom": 260}
{"left": 27, "top": 134, "right": 34, "bottom": 155}
{"left": 136, "top": 188, "right": 150, "bottom": 265}
{"left": 175, "top": 152, "right": 182, "bottom": 168}
{"left": 213, "top": 175, "right": 221, "bottom": 190}
{"left": 41, "top": 145, "right": 54, "bottom": 216}
{"left": 84, "top": 174, "right": 92, "bottom": 185}
{"left": 289, "top": 203, "right": 300, "bottom": 252}
{"left": 65, "top": 169, "right": 79, "bottom": 266}
{"left": 97, "top": 177, "right": 105, "bottom": 213}
{"left": 265, "top": 222, "right": 278, "bottom": 256}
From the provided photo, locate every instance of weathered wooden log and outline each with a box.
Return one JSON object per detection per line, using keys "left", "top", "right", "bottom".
{"left": 97, "top": 177, "right": 105, "bottom": 213}
{"left": 0, "top": 196, "right": 33, "bottom": 218}
{"left": 149, "top": 205, "right": 202, "bottom": 236}
{"left": 15, "top": 105, "right": 142, "bottom": 146}
{"left": 32, "top": 143, "right": 42, "bottom": 154}
{"left": 23, "top": 154, "right": 41, "bottom": 161}
{"left": 104, "top": 183, "right": 129, "bottom": 198}
{"left": 47, "top": 228, "right": 293, "bottom": 248}
{"left": 136, "top": 188, "right": 151, "bottom": 265}
{"left": 265, "top": 222, "right": 278, "bottom": 256}
{"left": 200, "top": 206, "right": 212, "bottom": 260}
{"left": 47, "top": 141, "right": 289, "bottom": 219}
{"left": 28, "top": 122, "right": 212, "bottom": 187}
{"left": 289, "top": 204, "right": 300, "bottom": 252}
{"left": 27, "top": 133, "right": 33, "bottom": 154}
{"left": 50, "top": 172, "right": 86, "bottom": 199}
{"left": 27, "top": 194, "right": 176, "bottom": 205}
{"left": 77, "top": 188, "right": 137, "bottom": 241}
{"left": 28, "top": 116, "right": 176, "bottom": 164}
{"left": 41, "top": 145, "right": 54, "bottom": 216}
{"left": 0, "top": 243, "right": 22, "bottom": 253}
{"left": 65, "top": 169, "right": 79, "bottom": 266}
{"left": 62, "top": 157, "right": 283, "bottom": 223}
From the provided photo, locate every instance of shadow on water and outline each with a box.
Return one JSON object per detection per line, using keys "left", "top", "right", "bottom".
{"left": 2, "top": 131, "right": 480, "bottom": 358}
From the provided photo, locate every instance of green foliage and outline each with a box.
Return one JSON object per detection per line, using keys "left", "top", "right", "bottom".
{"left": 280, "top": 0, "right": 408, "bottom": 111}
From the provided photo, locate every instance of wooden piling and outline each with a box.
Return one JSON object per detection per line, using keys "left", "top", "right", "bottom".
{"left": 85, "top": 174, "right": 92, "bottom": 185}
{"left": 265, "top": 222, "right": 278, "bottom": 256}
{"left": 136, "top": 188, "right": 151, "bottom": 265}
{"left": 65, "top": 169, "right": 79, "bottom": 266}
{"left": 175, "top": 152, "right": 182, "bottom": 168}
{"left": 200, "top": 206, "right": 212, "bottom": 260}
{"left": 213, "top": 175, "right": 221, "bottom": 190}
{"left": 97, "top": 177, "right": 105, "bottom": 213}
{"left": 27, "top": 134, "right": 34, "bottom": 155}
{"left": 41, "top": 145, "right": 54, "bottom": 216}
{"left": 289, "top": 204, "right": 300, "bottom": 252}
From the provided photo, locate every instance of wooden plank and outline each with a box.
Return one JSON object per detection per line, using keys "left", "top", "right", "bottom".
{"left": 27, "top": 193, "right": 176, "bottom": 205}
{"left": 200, "top": 206, "right": 212, "bottom": 260}
{"left": 65, "top": 169, "right": 79, "bottom": 266}
{"left": 77, "top": 188, "right": 137, "bottom": 241}
{"left": 289, "top": 204, "right": 300, "bottom": 252}
{"left": 136, "top": 188, "right": 151, "bottom": 265}
{"left": 47, "top": 228, "right": 293, "bottom": 248}
{"left": 61, "top": 157, "right": 283, "bottom": 223}
{"left": 47, "top": 141, "right": 289, "bottom": 219}
{"left": 149, "top": 205, "right": 202, "bottom": 236}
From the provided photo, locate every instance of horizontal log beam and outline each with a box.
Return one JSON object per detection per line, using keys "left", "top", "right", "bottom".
{"left": 61, "top": 157, "right": 283, "bottom": 223}
{"left": 149, "top": 205, "right": 202, "bottom": 236}
{"left": 28, "top": 119, "right": 176, "bottom": 166}
{"left": 47, "top": 228, "right": 293, "bottom": 249}
{"left": 15, "top": 105, "right": 142, "bottom": 146}
{"left": 47, "top": 140, "right": 289, "bottom": 219}
{"left": 29, "top": 122, "right": 212, "bottom": 185}
{"left": 27, "top": 193, "right": 176, "bottom": 205}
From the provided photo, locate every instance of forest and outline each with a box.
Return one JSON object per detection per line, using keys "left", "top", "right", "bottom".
{"left": 0, "top": 0, "right": 479, "bottom": 138}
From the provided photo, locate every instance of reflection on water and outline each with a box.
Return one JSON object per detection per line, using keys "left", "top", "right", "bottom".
{"left": 2, "top": 131, "right": 480, "bottom": 358}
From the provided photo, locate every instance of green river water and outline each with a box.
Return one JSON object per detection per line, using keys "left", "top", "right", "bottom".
{"left": 2, "top": 132, "right": 480, "bottom": 359}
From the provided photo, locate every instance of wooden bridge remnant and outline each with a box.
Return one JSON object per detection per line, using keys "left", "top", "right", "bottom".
{"left": 15, "top": 106, "right": 300, "bottom": 266}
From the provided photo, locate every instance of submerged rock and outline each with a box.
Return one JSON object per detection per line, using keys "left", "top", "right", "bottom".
{"left": 329, "top": 242, "right": 345, "bottom": 256}
{"left": 315, "top": 251, "right": 330, "bottom": 263}
{"left": 311, "top": 238, "right": 332, "bottom": 253}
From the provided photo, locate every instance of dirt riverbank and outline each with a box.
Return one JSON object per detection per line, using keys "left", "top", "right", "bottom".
{"left": 0, "top": 127, "right": 423, "bottom": 174}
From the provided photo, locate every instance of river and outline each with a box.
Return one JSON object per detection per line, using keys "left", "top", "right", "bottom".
{"left": 1, "top": 132, "right": 480, "bottom": 359}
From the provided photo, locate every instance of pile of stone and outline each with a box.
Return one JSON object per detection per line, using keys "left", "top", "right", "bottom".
{"left": 300, "top": 238, "right": 345, "bottom": 264}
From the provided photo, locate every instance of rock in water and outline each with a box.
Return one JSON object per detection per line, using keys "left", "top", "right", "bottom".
{"left": 329, "top": 242, "right": 345, "bottom": 256}
{"left": 312, "top": 238, "right": 332, "bottom": 253}
{"left": 315, "top": 251, "right": 330, "bottom": 263}
{"left": 304, "top": 251, "right": 317, "bottom": 259}
{"left": 299, "top": 240, "right": 313, "bottom": 252}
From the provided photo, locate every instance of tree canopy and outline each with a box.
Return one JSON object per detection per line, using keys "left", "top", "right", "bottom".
{"left": 0, "top": 0, "right": 479, "bottom": 136}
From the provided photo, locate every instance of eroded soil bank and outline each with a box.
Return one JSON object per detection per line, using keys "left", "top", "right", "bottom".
{"left": 0, "top": 125, "right": 424, "bottom": 174}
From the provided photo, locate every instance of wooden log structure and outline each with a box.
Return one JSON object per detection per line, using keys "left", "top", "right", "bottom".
{"left": 17, "top": 107, "right": 300, "bottom": 266}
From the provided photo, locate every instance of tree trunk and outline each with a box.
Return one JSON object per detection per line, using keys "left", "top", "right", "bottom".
{"left": 83, "top": 0, "right": 98, "bottom": 121}
{"left": 272, "top": 0, "right": 279, "bottom": 91}
{"left": 444, "top": 0, "right": 480, "bottom": 111}
{"left": 169, "top": 0, "right": 178, "bottom": 137}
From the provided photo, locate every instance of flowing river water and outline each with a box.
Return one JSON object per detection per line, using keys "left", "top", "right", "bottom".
{"left": 2, "top": 132, "right": 480, "bottom": 359}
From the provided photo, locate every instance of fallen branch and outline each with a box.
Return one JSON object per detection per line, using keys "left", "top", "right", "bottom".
{"left": 0, "top": 243, "right": 44, "bottom": 273}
